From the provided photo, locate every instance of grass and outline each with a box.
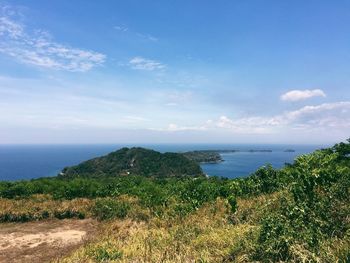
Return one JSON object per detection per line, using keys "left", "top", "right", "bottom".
{"left": 0, "top": 194, "right": 147, "bottom": 223}
{"left": 2, "top": 189, "right": 347, "bottom": 262}
{"left": 0, "top": 192, "right": 294, "bottom": 262}
{"left": 0, "top": 194, "right": 93, "bottom": 222}
{"left": 55, "top": 198, "right": 263, "bottom": 263}
{"left": 2, "top": 140, "right": 349, "bottom": 262}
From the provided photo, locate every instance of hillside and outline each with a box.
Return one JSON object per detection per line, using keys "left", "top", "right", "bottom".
{"left": 60, "top": 147, "right": 204, "bottom": 178}
{"left": 0, "top": 139, "right": 349, "bottom": 262}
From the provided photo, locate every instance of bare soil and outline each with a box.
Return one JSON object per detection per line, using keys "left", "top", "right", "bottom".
{"left": 0, "top": 219, "right": 98, "bottom": 263}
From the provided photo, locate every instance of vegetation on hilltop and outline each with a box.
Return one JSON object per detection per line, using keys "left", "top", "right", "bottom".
{"left": 0, "top": 139, "right": 349, "bottom": 262}
{"left": 60, "top": 147, "right": 204, "bottom": 178}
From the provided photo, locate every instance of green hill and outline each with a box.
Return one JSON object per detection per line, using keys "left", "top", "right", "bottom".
{"left": 1, "top": 139, "right": 349, "bottom": 262}
{"left": 60, "top": 147, "right": 204, "bottom": 178}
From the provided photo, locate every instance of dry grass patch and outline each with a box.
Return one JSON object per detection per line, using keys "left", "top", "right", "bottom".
{"left": 58, "top": 198, "right": 259, "bottom": 263}
{"left": 0, "top": 195, "right": 93, "bottom": 222}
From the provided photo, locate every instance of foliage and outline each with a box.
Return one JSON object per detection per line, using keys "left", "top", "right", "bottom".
{"left": 61, "top": 147, "right": 204, "bottom": 178}
{"left": 93, "top": 198, "right": 130, "bottom": 220}
{"left": 227, "top": 195, "right": 237, "bottom": 214}
{"left": 253, "top": 140, "right": 350, "bottom": 262}
{"left": 1, "top": 139, "right": 350, "bottom": 262}
{"left": 60, "top": 199, "right": 255, "bottom": 263}
{"left": 87, "top": 242, "right": 123, "bottom": 262}
{"left": 0, "top": 195, "right": 92, "bottom": 222}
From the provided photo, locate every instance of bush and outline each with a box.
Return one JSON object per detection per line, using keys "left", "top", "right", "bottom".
{"left": 54, "top": 210, "right": 85, "bottom": 220}
{"left": 93, "top": 198, "right": 130, "bottom": 220}
{"left": 87, "top": 242, "right": 123, "bottom": 262}
{"left": 227, "top": 195, "right": 237, "bottom": 214}
{"left": 253, "top": 143, "right": 350, "bottom": 261}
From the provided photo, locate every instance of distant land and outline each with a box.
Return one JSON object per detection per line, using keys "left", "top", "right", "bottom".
{"left": 61, "top": 148, "right": 299, "bottom": 178}
{"left": 61, "top": 147, "right": 204, "bottom": 178}
{"left": 0, "top": 140, "right": 348, "bottom": 262}
{"left": 181, "top": 149, "right": 296, "bottom": 164}
{"left": 0, "top": 144, "right": 317, "bottom": 181}
{"left": 60, "top": 148, "right": 303, "bottom": 179}
{"left": 182, "top": 150, "right": 223, "bottom": 163}
{"left": 284, "top": 149, "right": 296, "bottom": 152}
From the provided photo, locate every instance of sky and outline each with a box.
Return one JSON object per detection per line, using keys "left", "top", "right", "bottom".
{"left": 0, "top": 0, "right": 349, "bottom": 144}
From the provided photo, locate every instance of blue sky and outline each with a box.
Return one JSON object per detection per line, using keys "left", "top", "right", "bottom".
{"left": 0, "top": 1, "right": 349, "bottom": 144}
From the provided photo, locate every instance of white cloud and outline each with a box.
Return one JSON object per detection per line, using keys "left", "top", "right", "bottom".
{"left": 212, "top": 116, "right": 277, "bottom": 134}
{"left": 152, "top": 123, "right": 207, "bottom": 132}
{"left": 282, "top": 101, "right": 350, "bottom": 128}
{"left": 136, "top": 33, "right": 158, "bottom": 42}
{"left": 129, "top": 56, "right": 165, "bottom": 71}
{"left": 0, "top": 7, "right": 106, "bottom": 72}
{"left": 215, "top": 102, "right": 350, "bottom": 131}
{"left": 0, "top": 16, "right": 23, "bottom": 38}
{"left": 113, "top": 24, "right": 158, "bottom": 41}
{"left": 114, "top": 25, "right": 128, "bottom": 32}
{"left": 280, "top": 89, "right": 326, "bottom": 101}
{"left": 156, "top": 101, "right": 350, "bottom": 134}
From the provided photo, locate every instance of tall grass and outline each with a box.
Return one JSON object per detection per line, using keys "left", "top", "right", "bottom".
{"left": 57, "top": 198, "right": 261, "bottom": 262}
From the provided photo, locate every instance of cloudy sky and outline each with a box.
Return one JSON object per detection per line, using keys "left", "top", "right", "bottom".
{"left": 0, "top": 1, "right": 349, "bottom": 144}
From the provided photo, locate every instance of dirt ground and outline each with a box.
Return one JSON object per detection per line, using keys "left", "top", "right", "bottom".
{"left": 0, "top": 219, "right": 98, "bottom": 263}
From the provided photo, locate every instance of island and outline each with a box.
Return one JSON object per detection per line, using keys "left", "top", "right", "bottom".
{"left": 181, "top": 149, "right": 275, "bottom": 164}
{"left": 248, "top": 149, "right": 273, "bottom": 152}
{"left": 182, "top": 150, "right": 223, "bottom": 163}
{"left": 61, "top": 147, "right": 204, "bottom": 178}
{"left": 284, "top": 149, "right": 296, "bottom": 152}
{"left": 1, "top": 140, "right": 349, "bottom": 263}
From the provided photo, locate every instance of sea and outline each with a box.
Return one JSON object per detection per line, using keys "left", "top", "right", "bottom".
{"left": 0, "top": 144, "right": 326, "bottom": 181}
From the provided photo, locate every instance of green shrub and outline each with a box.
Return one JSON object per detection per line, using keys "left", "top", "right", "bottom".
{"left": 172, "top": 202, "right": 195, "bottom": 218}
{"left": 254, "top": 141, "right": 350, "bottom": 261}
{"left": 88, "top": 242, "right": 123, "bottom": 262}
{"left": 0, "top": 212, "right": 39, "bottom": 222}
{"left": 53, "top": 210, "right": 85, "bottom": 220}
{"left": 227, "top": 195, "right": 237, "bottom": 214}
{"left": 93, "top": 198, "right": 130, "bottom": 220}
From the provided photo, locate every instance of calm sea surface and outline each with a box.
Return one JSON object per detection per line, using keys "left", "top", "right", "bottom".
{"left": 0, "top": 144, "right": 326, "bottom": 181}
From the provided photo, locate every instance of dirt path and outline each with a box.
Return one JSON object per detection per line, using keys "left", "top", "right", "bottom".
{"left": 0, "top": 219, "right": 98, "bottom": 263}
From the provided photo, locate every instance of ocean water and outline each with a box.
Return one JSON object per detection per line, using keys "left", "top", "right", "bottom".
{"left": 0, "top": 144, "right": 325, "bottom": 181}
